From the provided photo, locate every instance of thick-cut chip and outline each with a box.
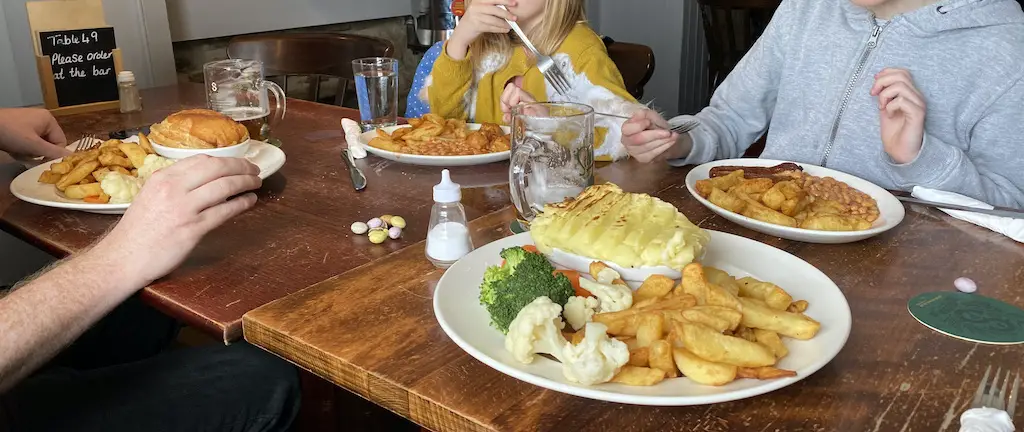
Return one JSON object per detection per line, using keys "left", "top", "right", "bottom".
{"left": 741, "top": 196, "right": 798, "bottom": 227}
{"left": 737, "top": 277, "right": 793, "bottom": 310}
{"left": 368, "top": 137, "right": 401, "bottom": 152}
{"left": 594, "top": 311, "right": 642, "bottom": 336}
{"left": 733, "top": 325, "right": 757, "bottom": 342}
{"left": 635, "top": 275, "right": 675, "bottom": 302}
{"left": 407, "top": 118, "right": 424, "bottom": 128}
{"left": 737, "top": 366, "right": 797, "bottom": 380}
{"left": 708, "top": 187, "right": 747, "bottom": 213}
{"left": 138, "top": 133, "right": 155, "bottom": 154}
{"left": 787, "top": 300, "right": 809, "bottom": 313}
{"left": 648, "top": 340, "right": 678, "bottom": 378}
{"left": 703, "top": 267, "right": 741, "bottom": 296}
{"left": 695, "top": 170, "right": 744, "bottom": 198}
{"left": 50, "top": 161, "right": 74, "bottom": 175}
{"left": 673, "top": 348, "right": 737, "bottom": 386}
{"left": 57, "top": 161, "right": 100, "bottom": 191}
{"left": 628, "top": 347, "right": 650, "bottom": 367}
{"left": 100, "top": 139, "right": 122, "bottom": 149}
{"left": 118, "top": 142, "right": 148, "bottom": 169}
{"left": 64, "top": 183, "right": 104, "bottom": 199}
{"left": 682, "top": 308, "right": 733, "bottom": 333}
{"left": 689, "top": 305, "right": 743, "bottom": 331}
{"left": 588, "top": 262, "right": 626, "bottom": 286}
{"left": 678, "top": 321, "right": 775, "bottom": 367}
{"left": 92, "top": 167, "right": 111, "bottom": 182}
{"left": 753, "top": 328, "right": 789, "bottom": 359}
{"left": 610, "top": 366, "right": 666, "bottom": 386}
{"left": 800, "top": 214, "right": 871, "bottom": 231}
{"left": 636, "top": 313, "right": 664, "bottom": 348}
{"left": 38, "top": 170, "right": 62, "bottom": 184}
{"left": 738, "top": 297, "right": 821, "bottom": 340}
{"left": 422, "top": 113, "right": 445, "bottom": 125}
{"left": 729, "top": 178, "right": 774, "bottom": 196}
{"left": 99, "top": 153, "right": 133, "bottom": 168}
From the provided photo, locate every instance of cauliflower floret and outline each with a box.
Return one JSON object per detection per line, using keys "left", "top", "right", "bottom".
{"left": 137, "top": 154, "right": 175, "bottom": 182}
{"left": 504, "top": 296, "right": 568, "bottom": 364}
{"left": 100, "top": 172, "right": 142, "bottom": 204}
{"left": 561, "top": 322, "right": 629, "bottom": 385}
{"left": 578, "top": 277, "right": 633, "bottom": 313}
{"left": 563, "top": 296, "right": 599, "bottom": 331}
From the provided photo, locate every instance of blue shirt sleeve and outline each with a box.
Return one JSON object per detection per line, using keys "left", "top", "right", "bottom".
{"left": 405, "top": 41, "right": 444, "bottom": 118}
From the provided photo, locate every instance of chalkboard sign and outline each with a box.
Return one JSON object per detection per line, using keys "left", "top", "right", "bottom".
{"left": 38, "top": 27, "right": 118, "bottom": 107}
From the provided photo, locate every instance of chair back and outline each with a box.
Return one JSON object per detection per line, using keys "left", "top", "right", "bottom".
{"left": 603, "top": 39, "right": 656, "bottom": 100}
{"left": 227, "top": 33, "right": 394, "bottom": 105}
{"left": 697, "top": 0, "right": 780, "bottom": 97}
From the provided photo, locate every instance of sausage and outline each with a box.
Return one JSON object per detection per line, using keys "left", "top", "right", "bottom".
{"left": 709, "top": 163, "right": 803, "bottom": 180}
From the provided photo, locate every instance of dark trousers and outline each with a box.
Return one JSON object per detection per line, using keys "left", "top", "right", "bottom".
{"left": 0, "top": 296, "right": 301, "bottom": 432}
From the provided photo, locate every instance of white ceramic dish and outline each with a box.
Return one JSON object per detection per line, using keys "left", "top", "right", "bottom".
{"left": 11, "top": 139, "right": 285, "bottom": 215}
{"left": 151, "top": 138, "right": 251, "bottom": 159}
{"left": 686, "top": 159, "right": 905, "bottom": 244}
{"left": 433, "top": 231, "right": 852, "bottom": 406}
{"left": 546, "top": 247, "right": 683, "bottom": 281}
{"left": 357, "top": 124, "right": 511, "bottom": 167}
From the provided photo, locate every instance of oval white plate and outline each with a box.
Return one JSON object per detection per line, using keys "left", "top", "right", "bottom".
{"left": 358, "top": 124, "right": 510, "bottom": 167}
{"left": 10, "top": 140, "right": 286, "bottom": 215}
{"left": 686, "top": 159, "right": 904, "bottom": 244}
{"left": 433, "top": 231, "right": 852, "bottom": 406}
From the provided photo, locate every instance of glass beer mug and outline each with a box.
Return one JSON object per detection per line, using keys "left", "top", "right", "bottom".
{"left": 203, "top": 59, "right": 286, "bottom": 142}
{"left": 509, "top": 102, "right": 595, "bottom": 223}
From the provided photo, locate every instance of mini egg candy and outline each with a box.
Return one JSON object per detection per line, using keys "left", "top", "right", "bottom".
{"left": 350, "top": 222, "right": 369, "bottom": 235}
{"left": 390, "top": 216, "right": 407, "bottom": 229}
{"left": 381, "top": 215, "right": 394, "bottom": 225}
{"left": 368, "top": 228, "right": 388, "bottom": 244}
{"left": 388, "top": 226, "right": 402, "bottom": 239}
{"left": 954, "top": 277, "right": 977, "bottom": 293}
{"left": 367, "top": 217, "right": 384, "bottom": 229}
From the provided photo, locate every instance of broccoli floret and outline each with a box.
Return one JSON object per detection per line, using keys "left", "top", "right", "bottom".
{"left": 479, "top": 247, "right": 575, "bottom": 334}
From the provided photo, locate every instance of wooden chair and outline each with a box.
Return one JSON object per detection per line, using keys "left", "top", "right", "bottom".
{"left": 227, "top": 33, "right": 394, "bottom": 106}
{"left": 697, "top": 0, "right": 781, "bottom": 97}
{"left": 602, "top": 37, "right": 656, "bottom": 100}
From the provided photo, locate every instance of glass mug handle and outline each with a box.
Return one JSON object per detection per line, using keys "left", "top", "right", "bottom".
{"left": 509, "top": 138, "right": 541, "bottom": 222}
{"left": 260, "top": 79, "right": 287, "bottom": 124}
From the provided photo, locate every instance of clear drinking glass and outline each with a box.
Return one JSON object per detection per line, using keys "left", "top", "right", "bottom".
{"left": 352, "top": 57, "right": 399, "bottom": 132}
{"left": 203, "top": 59, "right": 286, "bottom": 143}
{"left": 509, "top": 102, "right": 596, "bottom": 223}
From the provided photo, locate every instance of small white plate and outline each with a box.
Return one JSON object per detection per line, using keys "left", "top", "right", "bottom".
{"left": 10, "top": 139, "right": 286, "bottom": 215}
{"left": 433, "top": 231, "right": 852, "bottom": 406}
{"left": 358, "top": 124, "right": 510, "bottom": 167}
{"left": 686, "top": 159, "right": 905, "bottom": 244}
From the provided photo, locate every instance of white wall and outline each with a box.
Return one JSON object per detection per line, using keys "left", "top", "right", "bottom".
{"left": 586, "top": 0, "right": 709, "bottom": 115}
{"left": 166, "top": 0, "right": 413, "bottom": 41}
{"left": 0, "top": 0, "right": 176, "bottom": 108}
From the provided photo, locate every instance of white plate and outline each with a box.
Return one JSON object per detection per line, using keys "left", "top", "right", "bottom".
{"left": 433, "top": 231, "right": 852, "bottom": 406}
{"left": 357, "top": 124, "right": 510, "bottom": 167}
{"left": 686, "top": 159, "right": 905, "bottom": 244}
{"left": 10, "top": 140, "right": 286, "bottom": 215}
{"left": 546, "top": 248, "right": 682, "bottom": 281}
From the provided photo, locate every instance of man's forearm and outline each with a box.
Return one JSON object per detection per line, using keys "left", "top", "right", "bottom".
{"left": 0, "top": 247, "right": 140, "bottom": 391}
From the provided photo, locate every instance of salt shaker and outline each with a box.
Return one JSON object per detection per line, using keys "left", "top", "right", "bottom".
{"left": 426, "top": 169, "right": 474, "bottom": 268}
{"left": 117, "top": 71, "right": 142, "bottom": 113}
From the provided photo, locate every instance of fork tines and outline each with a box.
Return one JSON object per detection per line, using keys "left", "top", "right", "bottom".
{"left": 540, "top": 58, "right": 572, "bottom": 97}
{"left": 75, "top": 133, "right": 99, "bottom": 152}
{"left": 971, "top": 365, "right": 1021, "bottom": 417}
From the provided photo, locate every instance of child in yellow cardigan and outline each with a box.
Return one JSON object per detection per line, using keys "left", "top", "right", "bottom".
{"left": 423, "top": 0, "right": 643, "bottom": 161}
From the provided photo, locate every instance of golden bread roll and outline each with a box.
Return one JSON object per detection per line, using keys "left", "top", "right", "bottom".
{"left": 149, "top": 109, "right": 249, "bottom": 149}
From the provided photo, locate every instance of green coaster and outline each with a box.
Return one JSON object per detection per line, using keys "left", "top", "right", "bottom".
{"left": 908, "top": 292, "right": 1024, "bottom": 345}
{"left": 509, "top": 219, "right": 529, "bottom": 234}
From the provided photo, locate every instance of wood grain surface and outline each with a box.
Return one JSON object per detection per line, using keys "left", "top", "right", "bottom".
{"left": 245, "top": 159, "right": 1024, "bottom": 432}
{"left": 0, "top": 85, "right": 512, "bottom": 342}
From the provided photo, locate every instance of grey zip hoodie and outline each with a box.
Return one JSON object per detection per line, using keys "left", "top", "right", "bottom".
{"left": 672, "top": 0, "right": 1024, "bottom": 208}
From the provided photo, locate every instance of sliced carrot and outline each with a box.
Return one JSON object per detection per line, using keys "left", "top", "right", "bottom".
{"left": 553, "top": 270, "right": 591, "bottom": 297}
{"left": 83, "top": 195, "right": 109, "bottom": 204}
{"left": 523, "top": 245, "right": 540, "bottom": 254}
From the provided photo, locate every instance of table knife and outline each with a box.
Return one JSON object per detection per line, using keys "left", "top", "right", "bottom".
{"left": 897, "top": 196, "right": 1024, "bottom": 219}
{"left": 342, "top": 149, "right": 367, "bottom": 191}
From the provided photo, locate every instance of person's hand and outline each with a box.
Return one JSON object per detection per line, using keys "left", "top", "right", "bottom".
{"left": 94, "top": 155, "right": 261, "bottom": 287}
{"left": 500, "top": 77, "right": 537, "bottom": 123}
{"left": 621, "top": 110, "right": 687, "bottom": 163}
{"left": 871, "top": 68, "right": 926, "bottom": 164}
{"left": 0, "top": 108, "right": 70, "bottom": 160}
{"left": 447, "top": 0, "right": 517, "bottom": 60}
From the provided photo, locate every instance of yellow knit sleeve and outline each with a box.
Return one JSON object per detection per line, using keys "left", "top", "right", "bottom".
{"left": 427, "top": 42, "right": 474, "bottom": 120}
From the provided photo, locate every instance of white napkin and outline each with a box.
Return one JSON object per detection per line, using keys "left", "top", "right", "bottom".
{"left": 959, "top": 408, "right": 1015, "bottom": 432}
{"left": 341, "top": 118, "right": 367, "bottom": 159}
{"left": 911, "top": 186, "right": 1024, "bottom": 243}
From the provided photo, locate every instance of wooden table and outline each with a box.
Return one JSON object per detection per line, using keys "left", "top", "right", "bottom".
{"left": 0, "top": 85, "right": 512, "bottom": 342}
{"left": 245, "top": 159, "right": 1024, "bottom": 431}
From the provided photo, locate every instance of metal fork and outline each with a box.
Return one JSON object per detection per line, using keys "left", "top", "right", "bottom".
{"left": 496, "top": 5, "right": 573, "bottom": 97}
{"left": 971, "top": 365, "right": 1020, "bottom": 418}
{"left": 594, "top": 112, "right": 701, "bottom": 135}
{"left": 75, "top": 133, "right": 100, "bottom": 152}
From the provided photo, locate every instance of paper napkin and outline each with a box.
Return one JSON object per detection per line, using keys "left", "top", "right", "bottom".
{"left": 341, "top": 118, "right": 367, "bottom": 159}
{"left": 959, "top": 407, "right": 1015, "bottom": 432}
{"left": 912, "top": 186, "right": 1024, "bottom": 244}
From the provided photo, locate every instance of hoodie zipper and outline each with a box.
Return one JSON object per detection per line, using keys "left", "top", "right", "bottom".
{"left": 820, "top": 20, "right": 889, "bottom": 167}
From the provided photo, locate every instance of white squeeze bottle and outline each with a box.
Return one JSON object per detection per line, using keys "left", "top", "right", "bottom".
{"left": 426, "top": 169, "right": 474, "bottom": 268}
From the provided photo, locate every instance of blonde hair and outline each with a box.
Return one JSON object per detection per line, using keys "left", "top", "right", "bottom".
{"left": 468, "top": 0, "right": 586, "bottom": 71}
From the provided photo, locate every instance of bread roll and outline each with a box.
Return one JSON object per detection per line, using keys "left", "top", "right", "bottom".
{"left": 149, "top": 109, "right": 249, "bottom": 149}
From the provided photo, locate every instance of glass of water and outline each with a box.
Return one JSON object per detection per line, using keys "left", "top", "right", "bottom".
{"left": 352, "top": 57, "right": 399, "bottom": 132}
{"left": 509, "top": 102, "right": 595, "bottom": 223}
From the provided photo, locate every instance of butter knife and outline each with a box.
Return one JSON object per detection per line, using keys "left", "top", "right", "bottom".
{"left": 897, "top": 196, "right": 1024, "bottom": 219}
{"left": 342, "top": 149, "right": 367, "bottom": 191}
